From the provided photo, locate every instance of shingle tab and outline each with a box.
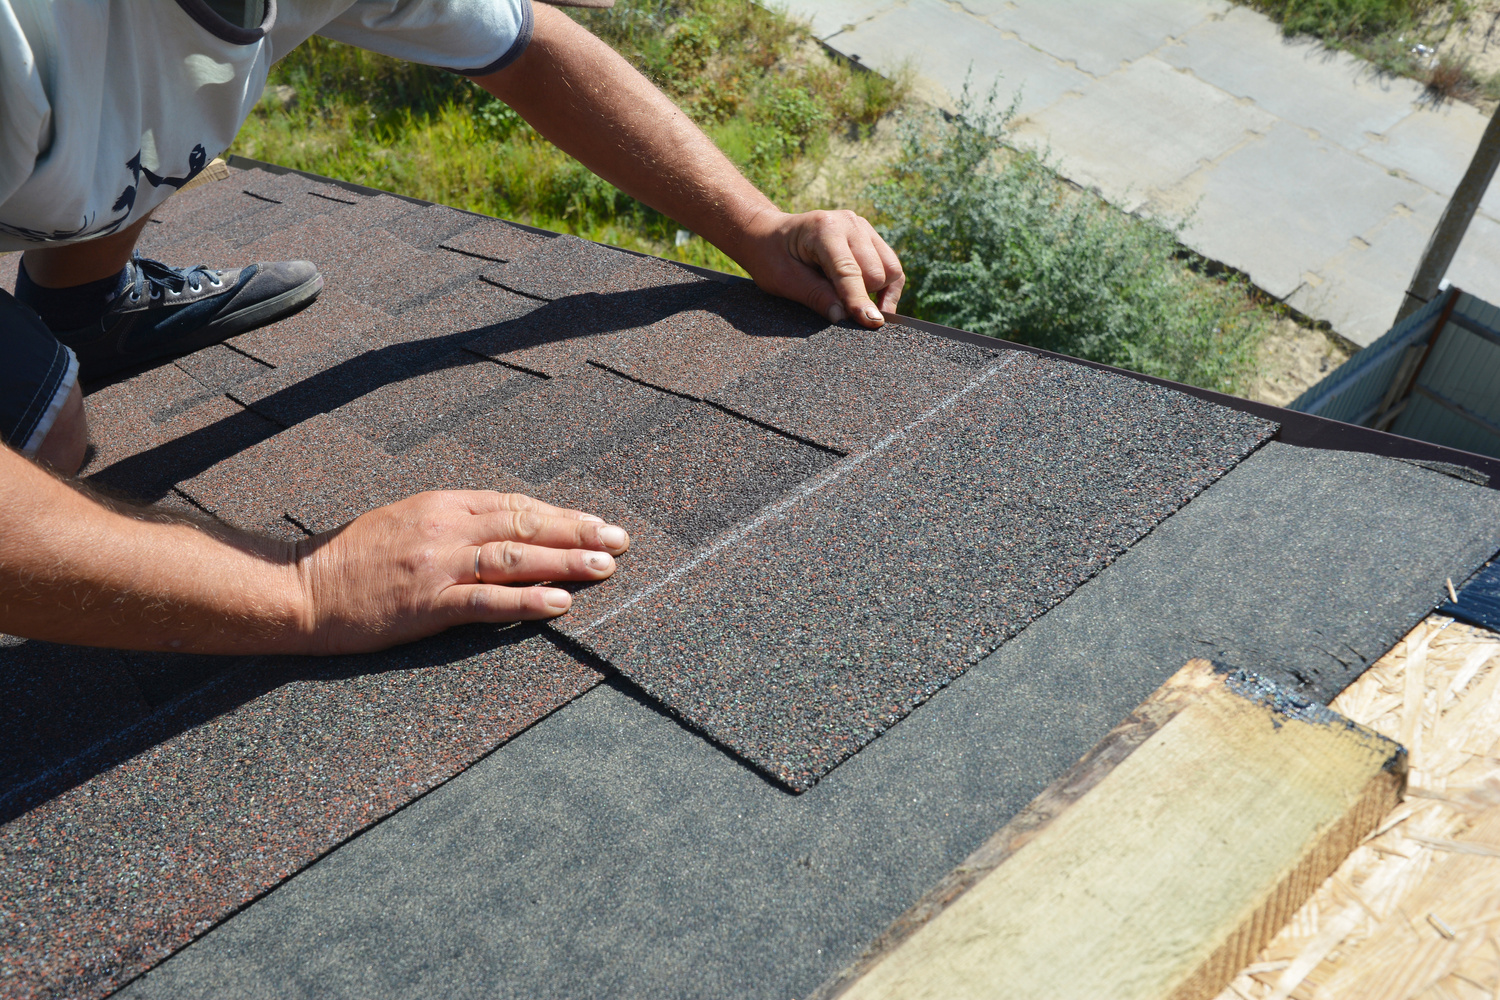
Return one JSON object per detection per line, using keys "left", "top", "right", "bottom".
{"left": 82, "top": 366, "right": 281, "bottom": 505}
{"left": 378, "top": 203, "right": 482, "bottom": 250}
{"left": 482, "top": 234, "right": 636, "bottom": 300}
{"left": 441, "top": 217, "right": 552, "bottom": 262}
{"left": 449, "top": 364, "right": 678, "bottom": 481}
{"left": 461, "top": 292, "right": 648, "bottom": 376}
{"left": 576, "top": 353, "right": 1276, "bottom": 789}
{"left": 709, "top": 323, "right": 979, "bottom": 454}
{"left": 333, "top": 350, "right": 541, "bottom": 453}
{"left": 585, "top": 401, "right": 838, "bottom": 545}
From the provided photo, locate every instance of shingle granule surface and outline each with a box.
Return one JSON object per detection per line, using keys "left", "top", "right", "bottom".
{"left": 0, "top": 627, "right": 602, "bottom": 1000}
{"left": 576, "top": 351, "right": 1276, "bottom": 790}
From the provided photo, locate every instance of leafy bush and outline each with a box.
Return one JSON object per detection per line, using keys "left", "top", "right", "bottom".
{"left": 869, "top": 87, "right": 1266, "bottom": 391}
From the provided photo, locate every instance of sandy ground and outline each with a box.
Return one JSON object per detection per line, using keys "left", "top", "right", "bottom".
{"left": 1246, "top": 317, "right": 1357, "bottom": 407}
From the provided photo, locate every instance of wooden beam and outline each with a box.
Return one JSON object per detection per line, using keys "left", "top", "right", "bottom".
{"left": 812, "top": 660, "right": 1406, "bottom": 1000}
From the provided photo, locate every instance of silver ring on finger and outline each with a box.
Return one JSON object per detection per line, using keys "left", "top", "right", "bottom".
{"left": 474, "top": 544, "right": 483, "bottom": 583}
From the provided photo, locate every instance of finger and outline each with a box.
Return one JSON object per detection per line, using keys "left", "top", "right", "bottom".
{"left": 804, "top": 223, "right": 889, "bottom": 328}
{"left": 864, "top": 223, "right": 906, "bottom": 315}
{"left": 476, "top": 508, "right": 631, "bottom": 554}
{"left": 435, "top": 583, "right": 575, "bottom": 624}
{"left": 470, "top": 540, "right": 616, "bottom": 585}
{"left": 453, "top": 489, "right": 605, "bottom": 523}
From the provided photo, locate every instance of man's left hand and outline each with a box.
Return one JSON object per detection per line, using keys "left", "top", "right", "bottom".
{"left": 738, "top": 208, "right": 905, "bottom": 328}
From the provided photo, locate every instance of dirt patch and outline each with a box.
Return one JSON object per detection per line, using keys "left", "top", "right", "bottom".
{"left": 1244, "top": 317, "right": 1357, "bottom": 407}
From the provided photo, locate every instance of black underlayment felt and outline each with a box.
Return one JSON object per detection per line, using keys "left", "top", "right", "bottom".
{"left": 577, "top": 350, "right": 1275, "bottom": 790}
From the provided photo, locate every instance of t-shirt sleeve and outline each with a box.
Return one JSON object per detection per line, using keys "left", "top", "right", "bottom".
{"left": 317, "top": 0, "right": 533, "bottom": 76}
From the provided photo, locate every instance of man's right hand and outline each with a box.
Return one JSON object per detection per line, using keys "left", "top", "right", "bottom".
{"left": 293, "top": 489, "right": 629, "bottom": 655}
{"left": 0, "top": 443, "right": 628, "bottom": 655}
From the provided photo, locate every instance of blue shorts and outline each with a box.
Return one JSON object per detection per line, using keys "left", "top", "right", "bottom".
{"left": 1, "top": 288, "right": 78, "bottom": 456}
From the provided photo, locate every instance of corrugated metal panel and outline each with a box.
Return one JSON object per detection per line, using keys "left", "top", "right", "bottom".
{"left": 1390, "top": 292, "right": 1500, "bottom": 458}
{"left": 1287, "top": 292, "right": 1450, "bottom": 423}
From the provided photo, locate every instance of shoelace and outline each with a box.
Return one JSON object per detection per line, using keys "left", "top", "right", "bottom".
{"left": 124, "top": 253, "right": 224, "bottom": 303}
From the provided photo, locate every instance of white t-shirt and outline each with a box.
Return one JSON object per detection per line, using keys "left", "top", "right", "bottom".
{"left": 0, "top": 0, "right": 531, "bottom": 252}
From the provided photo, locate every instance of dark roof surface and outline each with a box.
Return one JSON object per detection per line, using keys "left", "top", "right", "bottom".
{"left": 0, "top": 167, "right": 1494, "bottom": 1000}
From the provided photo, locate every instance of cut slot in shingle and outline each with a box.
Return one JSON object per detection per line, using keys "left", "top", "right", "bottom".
{"left": 482, "top": 234, "right": 636, "bottom": 300}
{"left": 709, "top": 323, "right": 982, "bottom": 454}
{"left": 584, "top": 402, "right": 839, "bottom": 546}
{"left": 174, "top": 343, "right": 273, "bottom": 395}
{"left": 179, "top": 413, "right": 393, "bottom": 536}
{"left": 238, "top": 214, "right": 481, "bottom": 314}
{"left": 576, "top": 353, "right": 1277, "bottom": 790}
{"left": 366, "top": 277, "right": 541, "bottom": 350}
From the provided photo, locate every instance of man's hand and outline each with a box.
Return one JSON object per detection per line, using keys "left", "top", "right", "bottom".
{"left": 0, "top": 444, "right": 629, "bottom": 655}
{"left": 479, "top": 6, "right": 905, "bottom": 330}
{"left": 295, "top": 489, "right": 629, "bottom": 655}
{"left": 739, "top": 208, "right": 905, "bottom": 328}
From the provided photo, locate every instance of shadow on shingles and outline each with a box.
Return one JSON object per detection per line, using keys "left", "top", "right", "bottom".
{"left": 0, "top": 623, "right": 554, "bottom": 825}
{"left": 83, "top": 287, "right": 693, "bottom": 504}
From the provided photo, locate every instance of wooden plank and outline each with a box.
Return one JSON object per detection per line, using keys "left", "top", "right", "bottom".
{"left": 812, "top": 660, "right": 1406, "bottom": 1000}
{"left": 1217, "top": 614, "right": 1500, "bottom": 999}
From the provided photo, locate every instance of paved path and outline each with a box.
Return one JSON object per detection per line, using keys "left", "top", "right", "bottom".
{"left": 789, "top": 0, "right": 1500, "bottom": 347}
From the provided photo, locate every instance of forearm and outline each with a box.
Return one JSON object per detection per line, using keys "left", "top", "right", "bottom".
{"left": 477, "top": 5, "right": 777, "bottom": 266}
{"left": 0, "top": 445, "right": 306, "bottom": 654}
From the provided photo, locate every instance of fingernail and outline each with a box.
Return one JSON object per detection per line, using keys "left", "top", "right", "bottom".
{"left": 827, "top": 303, "right": 846, "bottom": 323}
{"left": 598, "top": 524, "right": 628, "bottom": 549}
{"left": 585, "top": 551, "right": 613, "bottom": 571}
{"left": 864, "top": 306, "right": 883, "bottom": 324}
{"left": 542, "top": 588, "right": 572, "bottom": 610}
{"left": 579, "top": 513, "right": 604, "bottom": 522}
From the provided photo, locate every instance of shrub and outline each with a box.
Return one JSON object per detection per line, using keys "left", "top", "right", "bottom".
{"left": 868, "top": 86, "right": 1266, "bottom": 391}
{"left": 1245, "top": 0, "right": 1431, "bottom": 40}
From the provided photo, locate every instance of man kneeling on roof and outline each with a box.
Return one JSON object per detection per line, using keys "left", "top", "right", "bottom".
{"left": 0, "top": 0, "right": 904, "bottom": 654}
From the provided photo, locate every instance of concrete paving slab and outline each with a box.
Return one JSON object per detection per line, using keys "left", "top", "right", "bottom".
{"left": 958, "top": 0, "right": 1227, "bottom": 77}
{"left": 1161, "top": 6, "right": 1424, "bottom": 152}
{"left": 1286, "top": 208, "right": 1430, "bottom": 346}
{"left": 782, "top": 0, "right": 897, "bottom": 40}
{"left": 1358, "top": 102, "right": 1500, "bottom": 222}
{"left": 825, "top": 0, "right": 1091, "bottom": 116}
{"left": 1013, "top": 57, "right": 1274, "bottom": 212}
{"left": 1173, "top": 121, "right": 1433, "bottom": 300}
{"left": 1289, "top": 202, "right": 1500, "bottom": 346}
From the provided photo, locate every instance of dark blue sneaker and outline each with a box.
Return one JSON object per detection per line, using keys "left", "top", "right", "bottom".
{"left": 34, "top": 253, "right": 322, "bottom": 381}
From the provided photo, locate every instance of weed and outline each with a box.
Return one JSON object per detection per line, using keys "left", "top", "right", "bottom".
{"left": 867, "top": 85, "right": 1267, "bottom": 391}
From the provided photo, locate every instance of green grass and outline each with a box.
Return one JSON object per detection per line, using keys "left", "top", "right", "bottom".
{"left": 231, "top": 0, "right": 905, "bottom": 275}
{"left": 868, "top": 87, "right": 1270, "bottom": 392}
{"left": 1236, "top": 0, "right": 1493, "bottom": 95}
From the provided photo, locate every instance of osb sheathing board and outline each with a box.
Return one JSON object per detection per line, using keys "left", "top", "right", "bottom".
{"left": 1217, "top": 615, "right": 1500, "bottom": 1000}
